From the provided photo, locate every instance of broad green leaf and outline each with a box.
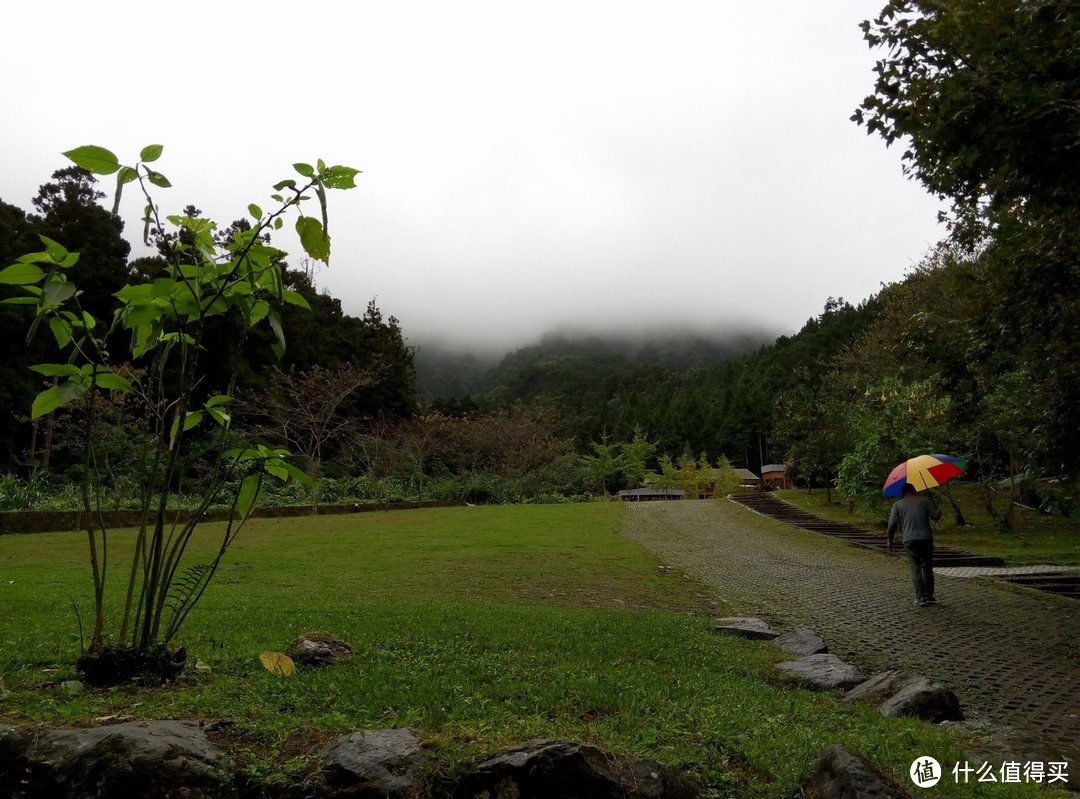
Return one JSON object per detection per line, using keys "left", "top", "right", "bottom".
{"left": 272, "top": 180, "right": 296, "bottom": 191}
{"left": 203, "top": 294, "right": 229, "bottom": 317}
{"left": 116, "top": 166, "right": 138, "bottom": 186}
{"left": 90, "top": 371, "right": 134, "bottom": 392}
{"left": 31, "top": 380, "right": 88, "bottom": 420}
{"left": 225, "top": 447, "right": 263, "bottom": 463}
{"left": 273, "top": 218, "right": 283, "bottom": 230}
{"left": 282, "top": 289, "right": 310, "bottom": 310}
{"left": 0, "top": 263, "right": 44, "bottom": 285}
{"left": 280, "top": 462, "right": 313, "bottom": 486}
{"left": 237, "top": 473, "right": 263, "bottom": 517}
{"left": 258, "top": 651, "right": 295, "bottom": 676}
{"left": 321, "top": 165, "right": 361, "bottom": 189}
{"left": 170, "top": 409, "right": 204, "bottom": 438}
{"left": 60, "top": 252, "right": 80, "bottom": 268}
{"left": 131, "top": 322, "right": 156, "bottom": 357}
{"left": 115, "top": 283, "right": 156, "bottom": 302}
{"left": 42, "top": 237, "right": 69, "bottom": 263}
{"left": 0, "top": 296, "right": 39, "bottom": 305}
{"left": 63, "top": 145, "right": 121, "bottom": 175}
{"left": 292, "top": 162, "right": 315, "bottom": 178}
{"left": 121, "top": 302, "right": 162, "bottom": 330}
{"left": 29, "top": 363, "right": 80, "bottom": 377}
{"left": 295, "top": 216, "right": 330, "bottom": 263}
{"left": 161, "top": 331, "right": 196, "bottom": 346}
{"left": 222, "top": 280, "right": 253, "bottom": 297}
{"left": 139, "top": 144, "right": 163, "bottom": 162}
{"left": 152, "top": 278, "right": 181, "bottom": 298}
{"left": 205, "top": 394, "right": 232, "bottom": 408}
{"left": 208, "top": 408, "right": 231, "bottom": 428}
{"left": 48, "top": 318, "right": 72, "bottom": 348}
{"left": 264, "top": 461, "right": 289, "bottom": 481}
{"left": 31, "top": 386, "right": 65, "bottom": 420}
{"left": 247, "top": 203, "right": 262, "bottom": 220}
{"left": 42, "top": 280, "right": 76, "bottom": 306}
{"left": 146, "top": 170, "right": 172, "bottom": 188}
{"left": 248, "top": 299, "right": 270, "bottom": 325}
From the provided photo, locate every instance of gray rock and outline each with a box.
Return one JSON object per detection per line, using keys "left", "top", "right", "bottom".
{"left": 291, "top": 631, "right": 354, "bottom": 667}
{"left": 939, "top": 719, "right": 1069, "bottom": 771}
{"left": 0, "top": 724, "right": 30, "bottom": 764}
{"left": 774, "top": 628, "right": 829, "bottom": 656}
{"left": 843, "top": 671, "right": 911, "bottom": 704}
{"left": 0, "top": 720, "right": 232, "bottom": 798}
{"left": 452, "top": 738, "right": 699, "bottom": 799}
{"left": 802, "top": 745, "right": 914, "bottom": 799}
{"left": 880, "top": 676, "right": 964, "bottom": 723}
{"left": 712, "top": 617, "right": 779, "bottom": 640}
{"left": 775, "top": 654, "right": 865, "bottom": 690}
{"left": 322, "top": 728, "right": 427, "bottom": 798}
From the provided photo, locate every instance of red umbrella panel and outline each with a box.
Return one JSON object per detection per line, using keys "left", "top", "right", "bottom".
{"left": 883, "top": 454, "right": 966, "bottom": 498}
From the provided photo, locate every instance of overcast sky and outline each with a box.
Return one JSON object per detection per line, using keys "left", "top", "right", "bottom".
{"left": 1, "top": 1, "right": 944, "bottom": 352}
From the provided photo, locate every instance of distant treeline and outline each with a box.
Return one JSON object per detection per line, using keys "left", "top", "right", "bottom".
{"left": 413, "top": 299, "right": 873, "bottom": 477}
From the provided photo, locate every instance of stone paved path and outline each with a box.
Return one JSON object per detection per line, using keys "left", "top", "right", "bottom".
{"left": 621, "top": 499, "right": 1080, "bottom": 775}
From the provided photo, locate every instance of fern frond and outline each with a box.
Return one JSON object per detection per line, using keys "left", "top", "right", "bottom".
{"left": 164, "top": 563, "right": 212, "bottom": 618}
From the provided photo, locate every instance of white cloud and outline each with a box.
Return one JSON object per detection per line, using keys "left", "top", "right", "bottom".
{"left": 1, "top": 0, "right": 943, "bottom": 351}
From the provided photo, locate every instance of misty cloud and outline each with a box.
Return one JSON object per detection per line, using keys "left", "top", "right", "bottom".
{"left": 1, "top": 1, "right": 944, "bottom": 353}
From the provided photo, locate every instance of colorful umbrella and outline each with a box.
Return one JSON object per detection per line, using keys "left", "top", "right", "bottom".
{"left": 883, "top": 453, "right": 966, "bottom": 498}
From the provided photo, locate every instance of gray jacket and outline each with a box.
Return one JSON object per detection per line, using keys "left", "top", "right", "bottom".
{"left": 887, "top": 494, "right": 941, "bottom": 543}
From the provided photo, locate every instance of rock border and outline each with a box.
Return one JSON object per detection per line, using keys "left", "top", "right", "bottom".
{"left": 0, "top": 722, "right": 702, "bottom": 799}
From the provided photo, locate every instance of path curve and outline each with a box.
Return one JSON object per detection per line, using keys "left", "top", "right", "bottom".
{"left": 621, "top": 499, "right": 1079, "bottom": 773}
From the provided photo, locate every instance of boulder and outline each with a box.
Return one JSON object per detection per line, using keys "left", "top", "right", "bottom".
{"left": 802, "top": 745, "right": 914, "bottom": 799}
{"left": 842, "top": 671, "right": 911, "bottom": 704}
{"left": 879, "top": 676, "right": 964, "bottom": 723}
{"left": 775, "top": 654, "right": 865, "bottom": 690}
{"left": 712, "top": 617, "right": 779, "bottom": 640}
{"left": 452, "top": 738, "right": 699, "bottom": 799}
{"left": 844, "top": 671, "right": 964, "bottom": 723}
{"left": 291, "top": 631, "right": 354, "bottom": 668}
{"left": 774, "top": 628, "right": 829, "bottom": 656}
{"left": 321, "top": 728, "right": 427, "bottom": 798}
{"left": 0, "top": 720, "right": 232, "bottom": 798}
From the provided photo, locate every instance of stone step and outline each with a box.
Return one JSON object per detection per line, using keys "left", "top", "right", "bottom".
{"left": 730, "top": 493, "right": 1006, "bottom": 567}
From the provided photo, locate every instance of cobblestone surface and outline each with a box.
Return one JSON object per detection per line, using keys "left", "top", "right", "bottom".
{"left": 621, "top": 499, "right": 1080, "bottom": 774}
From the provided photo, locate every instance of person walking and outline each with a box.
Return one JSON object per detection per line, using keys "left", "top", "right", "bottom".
{"left": 886, "top": 482, "right": 942, "bottom": 606}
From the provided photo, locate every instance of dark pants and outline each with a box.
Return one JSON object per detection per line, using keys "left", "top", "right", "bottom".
{"left": 904, "top": 539, "right": 935, "bottom": 602}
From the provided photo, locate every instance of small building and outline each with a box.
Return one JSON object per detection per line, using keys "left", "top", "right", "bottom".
{"left": 733, "top": 468, "right": 761, "bottom": 491}
{"left": 760, "top": 464, "right": 792, "bottom": 490}
{"left": 618, "top": 488, "right": 685, "bottom": 501}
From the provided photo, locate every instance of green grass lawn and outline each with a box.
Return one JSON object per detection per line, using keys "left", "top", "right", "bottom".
{"left": 778, "top": 484, "right": 1080, "bottom": 567}
{"left": 0, "top": 504, "right": 1064, "bottom": 797}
